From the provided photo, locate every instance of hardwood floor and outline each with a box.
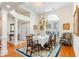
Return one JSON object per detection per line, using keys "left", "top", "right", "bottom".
{"left": 58, "top": 45, "right": 75, "bottom": 57}
{"left": 0, "top": 42, "right": 75, "bottom": 57}
{"left": 1, "top": 42, "right": 23, "bottom": 57}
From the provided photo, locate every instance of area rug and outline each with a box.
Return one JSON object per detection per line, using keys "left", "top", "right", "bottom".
{"left": 16, "top": 43, "right": 61, "bottom": 57}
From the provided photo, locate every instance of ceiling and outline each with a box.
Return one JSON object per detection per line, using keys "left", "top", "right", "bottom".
{"left": 0, "top": 2, "right": 22, "bottom": 11}
{"left": 15, "top": 6, "right": 30, "bottom": 16}
{"left": 0, "top": 2, "right": 73, "bottom": 16}
{"left": 25, "top": 2, "right": 73, "bottom": 13}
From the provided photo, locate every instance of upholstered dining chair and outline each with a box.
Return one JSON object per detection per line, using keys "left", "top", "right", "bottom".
{"left": 43, "top": 34, "right": 53, "bottom": 50}
{"left": 60, "top": 33, "right": 72, "bottom": 46}
{"left": 44, "top": 34, "right": 57, "bottom": 50}
{"left": 51, "top": 34, "right": 56, "bottom": 46}
{"left": 26, "top": 35, "right": 39, "bottom": 55}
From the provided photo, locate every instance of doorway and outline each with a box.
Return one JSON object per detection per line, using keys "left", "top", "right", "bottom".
{"left": 18, "top": 20, "right": 30, "bottom": 41}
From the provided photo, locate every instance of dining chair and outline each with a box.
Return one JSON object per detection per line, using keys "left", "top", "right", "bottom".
{"left": 60, "top": 33, "right": 72, "bottom": 46}
{"left": 26, "top": 35, "right": 39, "bottom": 55}
{"left": 43, "top": 35, "right": 53, "bottom": 50}
{"left": 51, "top": 34, "right": 56, "bottom": 46}
{"left": 44, "top": 34, "right": 56, "bottom": 50}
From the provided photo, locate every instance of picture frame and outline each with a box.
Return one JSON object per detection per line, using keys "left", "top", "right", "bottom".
{"left": 63, "top": 23, "right": 70, "bottom": 30}
{"left": 40, "top": 26, "right": 44, "bottom": 30}
{"left": 10, "top": 24, "right": 15, "bottom": 32}
{"left": 34, "top": 25, "right": 37, "bottom": 30}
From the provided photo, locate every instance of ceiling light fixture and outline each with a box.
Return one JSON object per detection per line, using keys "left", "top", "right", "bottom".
{"left": 40, "top": 2, "right": 48, "bottom": 26}
{"left": 6, "top": 5, "right": 10, "bottom": 8}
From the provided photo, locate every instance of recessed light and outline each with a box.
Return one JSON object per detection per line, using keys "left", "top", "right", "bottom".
{"left": 6, "top": 5, "right": 10, "bottom": 8}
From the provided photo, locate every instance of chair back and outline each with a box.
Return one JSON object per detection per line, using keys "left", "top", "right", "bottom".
{"left": 48, "top": 34, "right": 56, "bottom": 44}
{"left": 26, "top": 35, "right": 33, "bottom": 47}
{"left": 48, "top": 34, "right": 52, "bottom": 42}
{"left": 65, "top": 33, "right": 72, "bottom": 40}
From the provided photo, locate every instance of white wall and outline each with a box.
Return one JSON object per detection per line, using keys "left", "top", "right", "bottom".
{"left": 73, "top": 35, "right": 79, "bottom": 56}
{"left": 7, "top": 16, "right": 15, "bottom": 42}
{"left": 7, "top": 16, "right": 14, "bottom": 34}
{"left": 30, "top": 12, "right": 38, "bottom": 34}
{"left": 10, "top": 10, "right": 38, "bottom": 35}
{"left": 37, "top": 4, "right": 73, "bottom": 43}
{"left": 20, "top": 4, "right": 39, "bottom": 35}
{"left": 18, "top": 21, "right": 30, "bottom": 40}
{"left": 38, "top": 4, "right": 73, "bottom": 36}
{"left": 7, "top": 5, "right": 39, "bottom": 45}
{"left": 51, "top": 4, "right": 73, "bottom": 36}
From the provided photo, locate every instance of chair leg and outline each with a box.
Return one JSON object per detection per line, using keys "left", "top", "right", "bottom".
{"left": 29, "top": 50, "right": 32, "bottom": 55}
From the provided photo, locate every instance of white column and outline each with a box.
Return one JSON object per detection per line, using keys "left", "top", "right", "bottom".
{"left": 14, "top": 18, "right": 18, "bottom": 46}
{"left": 1, "top": 10, "right": 8, "bottom": 56}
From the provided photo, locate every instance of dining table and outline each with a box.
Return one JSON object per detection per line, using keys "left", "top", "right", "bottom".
{"left": 33, "top": 34, "right": 50, "bottom": 47}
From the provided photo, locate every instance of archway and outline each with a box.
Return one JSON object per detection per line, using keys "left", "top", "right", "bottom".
{"left": 46, "top": 14, "right": 60, "bottom": 42}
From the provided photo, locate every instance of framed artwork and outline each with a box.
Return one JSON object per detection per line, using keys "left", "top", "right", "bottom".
{"left": 34, "top": 25, "right": 37, "bottom": 30}
{"left": 10, "top": 24, "right": 15, "bottom": 32}
{"left": 40, "top": 26, "right": 44, "bottom": 30}
{"left": 63, "top": 23, "right": 70, "bottom": 30}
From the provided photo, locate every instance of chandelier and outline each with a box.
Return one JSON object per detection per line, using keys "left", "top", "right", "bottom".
{"left": 40, "top": 2, "right": 48, "bottom": 26}
{"left": 40, "top": 17, "right": 48, "bottom": 26}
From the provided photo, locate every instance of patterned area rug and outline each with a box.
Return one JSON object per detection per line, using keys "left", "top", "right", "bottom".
{"left": 16, "top": 43, "right": 60, "bottom": 57}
